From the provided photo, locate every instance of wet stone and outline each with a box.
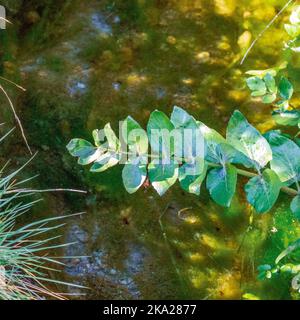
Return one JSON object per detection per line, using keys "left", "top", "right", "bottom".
{"left": 64, "top": 224, "right": 149, "bottom": 299}
{"left": 68, "top": 81, "right": 87, "bottom": 96}
{"left": 91, "top": 13, "right": 112, "bottom": 35}
{"left": 112, "top": 82, "right": 121, "bottom": 91}
{"left": 155, "top": 87, "right": 166, "bottom": 99}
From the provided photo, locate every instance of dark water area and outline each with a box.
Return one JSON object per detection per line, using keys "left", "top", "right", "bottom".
{"left": 1, "top": 0, "right": 300, "bottom": 299}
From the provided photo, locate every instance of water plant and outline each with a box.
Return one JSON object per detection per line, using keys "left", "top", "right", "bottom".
{"left": 67, "top": 4, "right": 300, "bottom": 297}
{"left": 67, "top": 105, "right": 300, "bottom": 212}
{"left": 258, "top": 238, "right": 300, "bottom": 292}
{"left": 242, "top": 4, "right": 300, "bottom": 292}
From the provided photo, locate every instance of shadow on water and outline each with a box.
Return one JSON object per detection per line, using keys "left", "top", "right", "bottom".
{"left": 0, "top": 0, "right": 300, "bottom": 299}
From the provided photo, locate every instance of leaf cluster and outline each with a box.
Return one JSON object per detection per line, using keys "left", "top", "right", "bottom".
{"left": 67, "top": 106, "right": 300, "bottom": 216}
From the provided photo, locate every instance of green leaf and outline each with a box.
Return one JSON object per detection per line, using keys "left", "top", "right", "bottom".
{"left": 251, "top": 90, "right": 267, "bottom": 97}
{"left": 257, "top": 264, "right": 272, "bottom": 272}
{"left": 122, "top": 162, "right": 147, "bottom": 194}
{"left": 92, "top": 129, "right": 103, "bottom": 147}
{"left": 291, "top": 195, "right": 300, "bottom": 220}
{"left": 275, "top": 99, "right": 289, "bottom": 111}
{"left": 278, "top": 77, "right": 293, "bottom": 100}
{"left": 182, "top": 117, "right": 205, "bottom": 160}
{"left": 216, "top": 143, "right": 253, "bottom": 167}
{"left": 246, "top": 77, "right": 267, "bottom": 94}
{"left": 292, "top": 274, "right": 300, "bottom": 290}
{"left": 147, "top": 110, "right": 175, "bottom": 156}
{"left": 199, "top": 122, "right": 251, "bottom": 167}
{"left": 148, "top": 160, "right": 177, "bottom": 181}
{"left": 284, "top": 23, "right": 300, "bottom": 38}
{"left": 245, "top": 169, "right": 281, "bottom": 213}
{"left": 264, "top": 73, "right": 277, "bottom": 93}
{"left": 275, "top": 239, "right": 300, "bottom": 264}
{"left": 148, "top": 160, "right": 178, "bottom": 196}
{"left": 179, "top": 159, "right": 207, "bottom": 195}
{"left": 280, "top": 263, "right": 300, "bottom": 273}
{"left": 199, "top": 122, "right": 225, "bottom": 163}
{"left": 67, "top": 138, "right": 94, "bottom": 157}
{"left": 121, "top": 116, "right": 148, "bottom": 155}
{"left": 226, "top": 110, "right": 272, "bottom": 169}
{"left": 246, "top": 69, "right": 276, "bottom": 77}
{"left": 170, "top": 106, "right": 193, "bottom": 128}
{"left": 245, "top": 62, "right": 287, "bottom": 77}
{"left": 170, "top": 106, "right": 205, "bottom": 162}
{"left": 272, "top": 110, "right": 300, "bottom": 126}
{"left": 206, "top": 163, "right": 237, "bottom": 207}
{"left": 264, "top": 131, "right": 300, "bottom": 185}
{"left": 82, "top": 124, "right": 121, "bottom": 171}
{"left": 104, "top": 123, "right": 120, "bottom": 151}
{"left": 77, "top": 150, "right": 102, "bottom": 165}
{"left": 257, "top": 264, "right": 273, "bottom": 280}
{"left": 66, "top": 138, "right": 102, "bottom": 165}
{"left": 262, "top": 93, "right": 276, "bottom": 104}
{"left": 89, "top": 153, "right": 120, "bottom": 172}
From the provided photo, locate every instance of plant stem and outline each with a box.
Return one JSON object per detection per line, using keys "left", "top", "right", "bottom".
{"left": 106, "top": 147, "right": 299, "bottom": 197}
{"left": 240, "top": 0, "right": 295, "bottom": 64}
{"left": 159, "top": 204, "right": 188, "bottom": 297}
{"left": 0, "top": 84, "right": 32, "bottom": 155}
{"left": 208, "top": 162, "right": 298, "bottom": 197}
{"left": 6, "top": 188, "right": 87, "bottom": 194}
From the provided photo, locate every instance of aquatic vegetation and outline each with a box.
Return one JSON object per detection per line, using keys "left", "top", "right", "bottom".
{"left": 67, "top": 105, "right": 300, "bottom": 214}
{"left": 245, "top": 5, "right": 300, "bottom": 126}
{"left": 243, "top": 5, "right": 300, "bottom": 293}
{"left": 258, "top": 239, "right": 300, "bottom": 294}
{"left": 67, "top": 3, "right": 300, "bottom": 297}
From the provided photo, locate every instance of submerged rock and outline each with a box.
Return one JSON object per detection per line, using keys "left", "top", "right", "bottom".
{"left": 64, "top": 224, "right": 149, "bottom": 299}
{"left": 68, "top": 81, "right": 87, "bottom": 96}
{"left": 91, "top": 13, "right": 112, "bottom": 35}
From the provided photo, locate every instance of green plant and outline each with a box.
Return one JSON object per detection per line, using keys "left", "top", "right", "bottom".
{"left": 245, "top": 5, "right": 300, "bottom": 128}
{"left": 67, "top": 106, "right": 300, "bottom": 214}
{"left": 258, "top": 239, "right": 300, "bottom": 294}
{"left": 67, "top": 4, "right": 300, "bottom": 296}
{"left": 0, "top": 130, "right": 83, "bottom": 300}
{"left": 245, "top": 63, "right": 300, "bottom": 126}
{"left": 67, "top": 5, "right": 300, "bottom": 213}
{"left": 243, "top": 4, "right": 300, "bottom": 291}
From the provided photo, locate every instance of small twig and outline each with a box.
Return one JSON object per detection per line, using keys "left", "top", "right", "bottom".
{"left": 0, "top": 127, "right": 15, "bottom": 143}
{"left": 0, "top": 84, "right": 32, "bottom": 155}
{"left": 6, "top": 188, "right": 87, "bottom": 194}
{"left": 159, "top": 204, "right": 188, "bottom": 297}
{"left": 0, "top": 17, "right": 12, "bottom": 24}
{"left": 240, "top": 0, "right": 295, "bottom": 65}
{"left": 0, "top": 76, "right": 26, "bottom": 91}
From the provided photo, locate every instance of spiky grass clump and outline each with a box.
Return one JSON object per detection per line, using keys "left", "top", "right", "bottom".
{"left": 0, "top": 132, "right": 82, "bottom": 300}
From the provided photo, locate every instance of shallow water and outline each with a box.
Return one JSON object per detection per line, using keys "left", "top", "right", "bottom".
{"left": 1, "top": 0, "right": 300, "bottom": 299}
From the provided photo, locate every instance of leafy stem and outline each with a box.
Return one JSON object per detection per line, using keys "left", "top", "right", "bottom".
{"left": 67, "top": 107, "right": 300, "bottom": 215}
{"left": 207, "top": 162, "right": 297, "bottom": 196}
